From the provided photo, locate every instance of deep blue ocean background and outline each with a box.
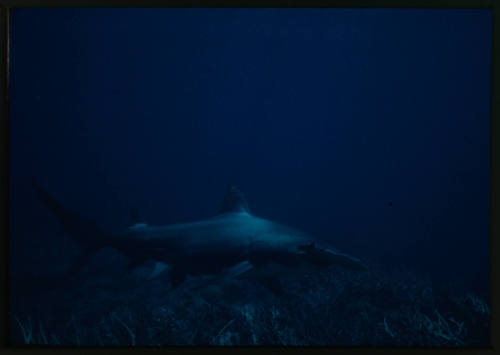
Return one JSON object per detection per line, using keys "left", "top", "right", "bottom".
{"left": 8, "top": 8, "right": 491, "bottom": 346}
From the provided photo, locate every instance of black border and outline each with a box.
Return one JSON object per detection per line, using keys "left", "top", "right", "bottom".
{"left": 0, "top": 0, "right": 495, "bottom": 7}
{"left": 0, "top": 2, "right": 497, "bottom": 354}
{"left": 1, "top": 4, "right": 9, "bottom": 351}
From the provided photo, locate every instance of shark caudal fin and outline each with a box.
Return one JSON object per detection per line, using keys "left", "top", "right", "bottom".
{"left": 31, "top": 179, "right": 106, "bottom": 249}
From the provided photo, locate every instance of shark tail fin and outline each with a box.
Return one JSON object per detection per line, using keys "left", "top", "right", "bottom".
{"left": 298, "top": 243, "right": 368, "bottom": 271}
{"left": 32, "top": 179, "right": 106, "bottom": 249}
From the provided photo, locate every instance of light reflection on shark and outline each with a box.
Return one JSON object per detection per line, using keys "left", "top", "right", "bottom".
{"left": 33, "top": 182, "right": 367, "bottom": 295}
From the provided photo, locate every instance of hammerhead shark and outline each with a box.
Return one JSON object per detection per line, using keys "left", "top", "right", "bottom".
{"left": 32, "top": 182, "right": 367, "bottom": 295}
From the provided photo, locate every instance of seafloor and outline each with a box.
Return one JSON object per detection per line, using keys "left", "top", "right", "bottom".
{"left": 9, "top": 246, "right": 489, "bottom": 347}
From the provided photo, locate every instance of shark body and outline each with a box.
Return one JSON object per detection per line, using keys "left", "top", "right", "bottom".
{"left": 33, "top": 183, "right": 367, "bottom": 294}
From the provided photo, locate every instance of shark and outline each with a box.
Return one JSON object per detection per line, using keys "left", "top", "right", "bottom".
{"left": 32, "top": 182, "right": 367, "bottom": 295}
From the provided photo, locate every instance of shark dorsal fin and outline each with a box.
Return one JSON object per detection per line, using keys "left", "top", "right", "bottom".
{"left": 128, "top": 207, "right": 148, "bottom": 230}
{"left": 219, "top": 184, "right": 250, "bottom": 214}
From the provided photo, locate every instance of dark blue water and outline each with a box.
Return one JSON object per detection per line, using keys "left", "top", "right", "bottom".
{"left": 8, "top": 8, "right": 491, "bottom": 346}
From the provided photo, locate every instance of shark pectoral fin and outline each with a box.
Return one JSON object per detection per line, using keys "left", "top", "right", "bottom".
{"left": 319, "top": 248, "right": 368, "bottom": 271}
{"left": 220, "top": 261, "right": 254, "bottom": 280}
{"left": 236, "top": 266, "right": 257, "bottom": 280}
{"left": 190, "top": 261, "right": 254, "bottom": 292}
{"left": 237, "top": 263, "right": 284, "bottom": 296}
{"left": 147, "top": 261, "right": 169, "bottom": 280}
{"left": 302, "top": 246, "right": 367, "bottom": 271}
{"left": 329, "top": 253, "right": 368, "bottom": 271}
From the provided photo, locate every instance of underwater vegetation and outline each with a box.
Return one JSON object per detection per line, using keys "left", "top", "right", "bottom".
{"left": 8, "top": 185, "right": 490, "bottom": 347}
{"left": 9, "top": 255, "right": 489, "bottom": 347}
